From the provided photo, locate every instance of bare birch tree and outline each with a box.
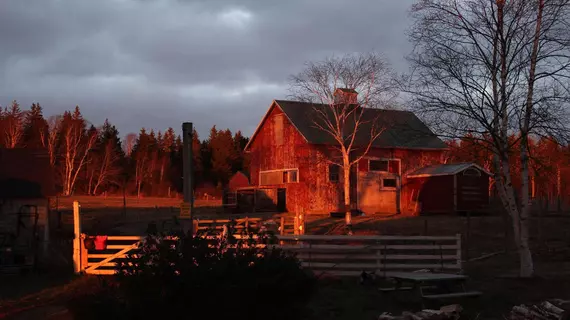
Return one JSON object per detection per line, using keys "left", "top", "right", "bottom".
{"left": 3, "top": 100, "right": 25, "bottom": 148}
{"left": 406, "top": 0, "right": 570, "bottom": 277}
{"left": 47, "top": 115, "right": 62, "bottom": 166}
{"left": 124, "top": 133, "right": 137, "bottom": 157}
{"left": 60, "top": 110, "right": 98, "bottom": 196}
{"left": 289, "top": 53, "right": 396, "bottom": 234}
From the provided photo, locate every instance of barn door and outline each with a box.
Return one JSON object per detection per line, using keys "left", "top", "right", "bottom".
{"left": 357, "top": 172, "right": 399, "bottom": 214}
{"left": 277, "top": 188, "right": 287, "bottom": 212}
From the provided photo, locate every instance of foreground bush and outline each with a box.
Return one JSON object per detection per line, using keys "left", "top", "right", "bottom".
{"left": 68, "top": 226, "right": 316, "bottom": 320}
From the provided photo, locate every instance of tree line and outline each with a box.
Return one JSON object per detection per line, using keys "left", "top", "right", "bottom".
{"left": 0, "top": 101, "right": 249, "bottom": 197}
{"left": 447, "top": 134, "right": 570, "bottom": 210}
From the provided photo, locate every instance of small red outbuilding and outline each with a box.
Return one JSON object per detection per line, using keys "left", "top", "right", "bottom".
{"left": 228, "top": 171, "right": 250, "bottom": 190}
{"left": 406, "top": 163, "right": 491, "bottom": 214}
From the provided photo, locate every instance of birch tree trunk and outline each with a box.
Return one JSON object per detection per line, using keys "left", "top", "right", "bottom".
{"left": 343, "top": 153, "right": 352, "bottom": 234}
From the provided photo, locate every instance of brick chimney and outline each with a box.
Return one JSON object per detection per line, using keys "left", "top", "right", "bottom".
{"left": 334, "top": 88, "right": 358, "bottom": 105}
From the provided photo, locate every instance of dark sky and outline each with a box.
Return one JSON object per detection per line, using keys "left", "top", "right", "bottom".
{"left": 0, "top": 0, "right": 416, "bottom": 138}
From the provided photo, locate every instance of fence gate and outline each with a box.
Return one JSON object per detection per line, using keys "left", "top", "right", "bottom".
{"left": 81, "top": 235, "right": 142, "bottom": 275}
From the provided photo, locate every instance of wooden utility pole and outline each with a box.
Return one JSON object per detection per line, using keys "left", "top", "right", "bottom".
{"left": 182, "top": 122, "right": 194, "bottom": 234}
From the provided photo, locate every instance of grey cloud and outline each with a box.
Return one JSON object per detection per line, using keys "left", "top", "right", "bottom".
{"left": 0, "top": 0, "right": 415, "bottom": 138}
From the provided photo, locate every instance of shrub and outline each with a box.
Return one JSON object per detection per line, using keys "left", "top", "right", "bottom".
{"left": 69, "top": 223, "right": 316, "bottom": 320}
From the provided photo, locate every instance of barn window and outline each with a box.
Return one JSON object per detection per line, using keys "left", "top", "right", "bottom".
{"left": 369, "top": 159, "right": 401, "bottom": 174}
{"left": 260, "top": 169, "right": 298, "bottom": 185}
{"left": 287, "top": 169, "right": 299, "bottom": 183}
{"left": 260, "top": 171, "right": 282, "bottom": 185}
{"left": 463, "top": 168, "right": 481, "bottom": 177}
{"left": 329, "top": 164, "right": 340, "bottom": 182}
{"left": 382, "top": 178, "right": 397, "bottom": 189}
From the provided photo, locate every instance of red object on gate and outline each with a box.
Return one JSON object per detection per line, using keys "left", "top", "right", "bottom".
{"left": 94, "top": 235, "right": 108, "bottom": 251}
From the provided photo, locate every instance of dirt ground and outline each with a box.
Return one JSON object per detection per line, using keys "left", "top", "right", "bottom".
{"left": 1, "top": 196, "right": 570, "bottom": 319}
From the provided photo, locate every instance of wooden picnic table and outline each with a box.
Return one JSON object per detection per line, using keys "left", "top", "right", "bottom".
{"left": 379, "top": 272, "right": 481, "bottom": 307}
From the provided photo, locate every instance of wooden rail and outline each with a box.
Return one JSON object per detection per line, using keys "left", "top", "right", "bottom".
{"left": 275, "top": 234, "right": 462, "bottom": 277}
{"left": 279, "top": 214, "right": 305, "bottom": 235}
{"left": 71, "top": 201, "right": 461, "bottom": 277}
{"left": 78, "top": 233, "right": 462, "bottom": 277}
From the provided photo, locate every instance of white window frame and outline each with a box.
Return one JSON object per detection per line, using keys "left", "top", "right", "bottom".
{"left": 259, "top": 168, "right": 299, "bottom": 185}
{"left": 368, "top": 158, "right": 402, "bottom": 175}
{"left": 463, "top": 168, "right": 481, "bottom": 177}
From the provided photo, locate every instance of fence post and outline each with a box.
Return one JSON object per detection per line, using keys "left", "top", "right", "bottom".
{"left": 300, "top": 212, "right": 305, "bottom": 235}
{"left": 456, "top": 234, "right": 462, "bottom": 272}
{"left": 280, "top": 216, "right": 285, "bottom": 236}
{"left": 73, "top": 201, "right": 82, "bottom": 274}
{"left": 80, "top": 233, "right": 88, "bottom": 272}
{"left": 245, "top": 216, "right": 249, "bottom": 233}
{"left": 465, "top": 211, "right": 471, "bottom": 261}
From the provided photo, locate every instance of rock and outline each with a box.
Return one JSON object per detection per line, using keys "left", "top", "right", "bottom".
{"left": 440, "top": 304, "right": 463, "bottom": 314}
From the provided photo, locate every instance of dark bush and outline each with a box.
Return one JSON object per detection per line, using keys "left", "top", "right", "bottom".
{"left": 68, "top": 225, "right": 316, "bottom": 320}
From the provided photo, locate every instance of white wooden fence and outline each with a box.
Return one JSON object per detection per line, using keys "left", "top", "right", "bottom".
{"left": 277, "top": 235, "right": 462, "bottom": 277}
{"left": 71, "top": 201, "right": 462, "bottom": 277}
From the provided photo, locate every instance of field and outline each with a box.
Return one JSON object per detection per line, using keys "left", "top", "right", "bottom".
{"left": 1, "top": 196, "right": 570, "bottom": 319}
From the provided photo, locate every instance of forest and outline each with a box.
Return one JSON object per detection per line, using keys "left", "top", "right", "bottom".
{"left": 1, "top": 99, "right": 569, "bottom": 204}
{"left": 0, "top": 100, "right": 249, "bottom": 198}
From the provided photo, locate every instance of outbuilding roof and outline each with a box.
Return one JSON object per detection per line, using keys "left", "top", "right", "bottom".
{"left": 406, "top": 162, "right": 492, "bottom": 178}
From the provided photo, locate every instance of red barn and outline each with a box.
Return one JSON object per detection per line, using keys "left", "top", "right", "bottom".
{"left": 406, "top": 163, "right": 491, "bottom": 214}
{"left": 244, "top": 91, "right": 454, "bottom": 215}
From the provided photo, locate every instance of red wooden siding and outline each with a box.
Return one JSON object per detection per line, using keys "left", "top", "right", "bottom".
{"left": 408, "top": 175, "right": 455, "bottom": 213}
{"left": 407, "top": 167, "right": 490, "bottom": 214}
{"left": 247, "top": 104, "right": 448, "bottom": 215}
{"left": 248, "top": 104, "right": 343, "bottom": 213}
{"left": 457, "top": 172, "right": 489, "bottom": 211}
{"left": 228, "top": 172, "right": 250, "bottom": 190}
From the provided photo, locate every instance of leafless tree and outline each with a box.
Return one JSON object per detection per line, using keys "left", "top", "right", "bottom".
{"left": 405, "top": 0, "right": 570, "bottom": 277}
{"left": 124, "top": 132, "right": 137, "bottom": 157}
{"left": 289, "top": 53, "right": 397, "bottom": 233}
{"left": 61, "top": 117, "right": 97, "bottom": 196}
{"left": 3, "top": 100, "right": 25, "bottom": 148}
{"left": 92, "top": 138, "right": 122, "bottom": 195}
{"left": 46, "top": 115, "right": 62, "bottom": 166}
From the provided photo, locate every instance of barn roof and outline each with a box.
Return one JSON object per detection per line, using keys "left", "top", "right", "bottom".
{"left": 407, "top": 162, "right": 491, "bottom": 178}
{"left": 245, "top": 100, "right": 447, "bottom": 151}
{"left": 0, "top": 148, "right": 55, "bottom": 198}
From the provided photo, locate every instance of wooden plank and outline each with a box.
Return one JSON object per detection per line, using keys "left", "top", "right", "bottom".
{"left": 278, "top": 244, "right": 459, "bottom": 251}
{"left": 456, "top": 234, "right": 462, "bottom": 270}
{"left": 300, "top": 262, "right": 462, "bottom": 269}
{"left": 85, "top": 242, "right": 139, "bottom": 271}
{"left": 277, "top": 235, "right": 458, "bottom": 241}
{"left": 87, "top": 262, "right": 118, "bottom": 267}
{"left": 106, "top": 245, "right": 138, "bottom": 250}
{"left": 422, "top": 291, "right": 482, "bottom": 299}
{"left": 198, "top": 218, "right": 262, "bottom": 224}
{"left": 85, "top": 269, "right": 116, "bottom": 275}
{"left": 88, "top": 254, "right": 129, "bottom": 259}
{"left": 106, "top": 236, "right": 143, "bottom": 241}
{"left": 312, "top": 270, "right": 363, "bottom": 277}
{"left": 296, "top": 254, "right": 459, "bottom": 260}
